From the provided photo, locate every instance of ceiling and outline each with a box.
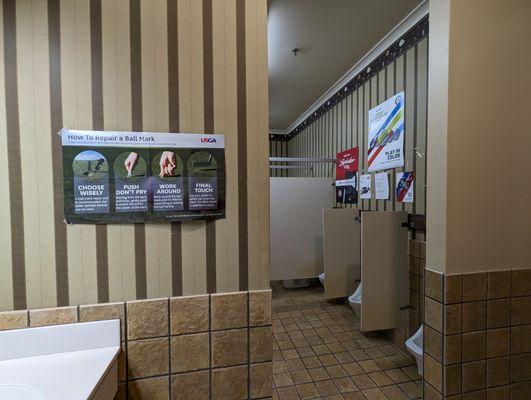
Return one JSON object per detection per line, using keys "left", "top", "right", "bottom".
{"left": 268, "top": 0, "right": 423, "bottom": 131}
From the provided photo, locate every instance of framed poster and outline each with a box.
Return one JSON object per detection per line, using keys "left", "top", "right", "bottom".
{"left": 335, "top": 147, "right": 359, "bottom": 204}
{"left": 368, "top": 91, "right": 405, "bottom": 172}
{"left": 62, "top": 129, "right": 225, "bottom": 224}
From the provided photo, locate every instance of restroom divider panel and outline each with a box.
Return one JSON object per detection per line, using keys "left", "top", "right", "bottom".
{"left": 322, "top": 208, "right": 361, "bottom": 299}
{"left": 270, "top": 177, "right": 334, "bottom": 281}
{"left": 360, "top": 211, "right": 408, "bottom": 332}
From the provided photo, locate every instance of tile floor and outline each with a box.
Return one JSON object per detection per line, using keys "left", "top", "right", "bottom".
{"left": 272, "top": 281, "right": 422, "bottom": 400}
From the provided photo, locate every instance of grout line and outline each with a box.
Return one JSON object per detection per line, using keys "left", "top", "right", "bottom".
{"left": 209, "top": 294, "right": 212, "bottom": 400}
{"left": 167, "top": 298, "right": 172, "bottom": 398}
{"left": 123, "top": 303, "right": 128, "bottom": 397}
{"left": 247, "top": 291, "right": 251, "bottom": 398}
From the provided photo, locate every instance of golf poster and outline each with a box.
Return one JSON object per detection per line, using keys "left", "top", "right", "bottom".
{"left": 367, "top": 91, "right": 405, "bottom": 172}
{"left": 62, "top": 129, "right": 225, "bottom": 224}
{"left": 396, "top": 171, "right": 414, "bottom": 203}
{"left": 335, "top": 147, "right": 359, "bottom": 204}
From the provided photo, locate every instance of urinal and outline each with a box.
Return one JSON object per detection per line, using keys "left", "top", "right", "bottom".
{"left": 405, "top": 324, "right": 424, "bottom": 376}
{"left": 348, "top": 282, "right": 362, "bottom": 317}
{"left": 318, "top": 272, "right": 325, "bottom": 286}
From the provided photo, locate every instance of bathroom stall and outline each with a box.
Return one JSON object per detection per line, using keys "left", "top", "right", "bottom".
{"left": 323, "top": 208, "right": 409, "bottom": 332}
{"left": 270, "top": 176, "right": 334, "bottom": 282}
{"left": 269, "top": 156, "right": 336, "bottom": 284}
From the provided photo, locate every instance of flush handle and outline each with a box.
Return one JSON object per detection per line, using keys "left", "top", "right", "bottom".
{"left": 399, "top": 305, "right": 415, "bottom": 311}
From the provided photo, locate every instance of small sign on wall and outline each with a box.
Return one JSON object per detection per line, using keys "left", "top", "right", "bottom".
{"left": 375, "top": 172, "right": 389, "bottom": 200}
{"left": 335, "top": 147, "right": 359, "bottom": 204}
{"left": 359, "top": 174, "right": 371, "bottom": 199}
{"left": 61, "top": 129, "right": 225, "bottom": 224}
{"left": 396, "top": 171, "right": 414, "bottom": 203}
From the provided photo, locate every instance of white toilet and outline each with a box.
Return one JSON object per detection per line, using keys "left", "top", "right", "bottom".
{"left": 348, "top": 282, "right": 362, "bottom": 317}
{"left": 318, "top": 272, "right": 325, "bottom": 286}
{"left": 405, "top": 324, "right": 424, "bottom": 376}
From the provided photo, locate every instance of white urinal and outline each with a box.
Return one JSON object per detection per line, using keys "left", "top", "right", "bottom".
{"left": 406, "top": 324, "right": 424, "bottom": 376}
{"left": 318, "top": 272, "right": 325, "bottom": 286}
{"left": 348, "top": 282, "right": 362, "bottom": 317}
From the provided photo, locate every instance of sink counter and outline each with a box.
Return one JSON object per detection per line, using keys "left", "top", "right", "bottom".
{"left": 0, "top": 320, "right": 120, "bottom": 400}
{"left": 0, "top": 347, "right": 119, "bottom": 400}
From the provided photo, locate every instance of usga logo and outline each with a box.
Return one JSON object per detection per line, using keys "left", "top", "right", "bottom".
{"left": 201, "top": 137, "right": 217, "bottom": 143}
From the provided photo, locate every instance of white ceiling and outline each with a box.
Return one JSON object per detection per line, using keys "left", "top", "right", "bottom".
{"left": 268, "top": 0, "right": 423, "bottom": 130}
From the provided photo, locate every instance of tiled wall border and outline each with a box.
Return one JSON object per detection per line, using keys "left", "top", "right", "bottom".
{"left": 423, "top": 267, "right": 531, "bottom": 400}
{"left": 0, "top": 290, "right": 273, "bottom": 400}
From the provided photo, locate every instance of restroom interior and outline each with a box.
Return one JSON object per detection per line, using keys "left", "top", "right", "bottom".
{"left": 0, "top": 0, "right": 530, "bottom": 399}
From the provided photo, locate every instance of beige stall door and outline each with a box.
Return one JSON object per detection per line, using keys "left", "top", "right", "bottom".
{"left": 360, "top": 211, "right": 408, "bottom": 332}
{"left": 270, "top": 178, "right": 334, "bottom": 281}
{"left": 323, "top": 208, "right": 361, "bottom": 299}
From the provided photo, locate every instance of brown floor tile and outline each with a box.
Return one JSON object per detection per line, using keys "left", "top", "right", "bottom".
{"left": 291, "top": 369, "right": 313, "bottom": 384}
{"left": 286, "top": 358, "right": 306, "bottom": 372}
{"left": 308, "top": 367, "right": 330, "bottom": 381}
{"left": 399, "top": 381, "right": 422, "bottom": 398}
{"left": 326, "top": 364, "right": 349, "bottom": 379}
{"left": 296, "top": 382, "right": 320, "bottom": 399}
{"left": 352, "top": 374, "right": 377, "bottom": 390}
{"left": 380, "top": 384, "right": 409, "bottom": 400}
{"left": 274, "top": 372, "right": 294, "bottom": 388}
{"left": 368, "top": 371, "right": 393, "bottom": 387}
{"left": 385, "top": 368, "right": 411, "bottom": 384}
{"left": 277, "top": 385, "right": 300, "bottom": 400}
{"left": 333, "top": 377, "right": 358, "bottom": 393}
{"left": 271, "top": 283, "right": 418, "bottom": 399}
{"left": 315, "top": 380, "right": 340, "bottom": 396}
{"left": 362, "top": 387, "right": 388, "bottom": 400}
{"left": 297, "top": 347, "right": 315, "bottom": 358}
{"left": 302, "top": 356, "right": 322, "bottom": 369}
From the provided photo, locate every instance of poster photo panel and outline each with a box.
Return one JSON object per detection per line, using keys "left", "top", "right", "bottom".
{"left": 335, "top": 147, "right": 359, "bottom": 204}
{"left": 61, "top": 129, "right": 225, "bottom": 224}
{"left": 367, "top": 91, "right": 405, "bottom": 172}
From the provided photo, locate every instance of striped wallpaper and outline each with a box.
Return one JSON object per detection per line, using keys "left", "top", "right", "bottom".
{"left": 0, "top": 0, "right": 269, "bottom": 312}
{"left": 283, "top": 37, "right": 428, "bottom": 215}
{"left": 268, "top": 139, "right": 288, "bottom": 178}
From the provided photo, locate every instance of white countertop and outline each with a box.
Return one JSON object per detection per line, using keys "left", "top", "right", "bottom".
{"left": 0, "top": 320, "right": 121, "bottom": 400}
{"left": 0, "top": 347, "right": 119, "bottom": 400}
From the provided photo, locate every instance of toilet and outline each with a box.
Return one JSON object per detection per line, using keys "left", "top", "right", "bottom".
{"left": 348, "top": 282, "right": 362, "bottom": 317}
{"left": 318, "top": 272, "right": 325, "bottom": 286}
{"left": 405, "top": 324, "right": 424, "bottom": 376}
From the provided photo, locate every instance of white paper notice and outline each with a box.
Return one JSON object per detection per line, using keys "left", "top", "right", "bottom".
{"left": 375, "top": 172, "right": 389, "bottom": 200}
{"left": 359, "top": 174, "right": 371, "bottom": 199}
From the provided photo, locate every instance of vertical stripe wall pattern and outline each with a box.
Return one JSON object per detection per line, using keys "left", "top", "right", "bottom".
{"left": 0, "top": 0, "right": 269, "bottom": 312}
{"left": 284, "top": 37, "right": 428, "bottom": 215}
{"left": 269, "top": 139, "right": 289, "bottom": 177}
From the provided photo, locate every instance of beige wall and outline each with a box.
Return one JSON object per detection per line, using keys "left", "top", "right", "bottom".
{"left": 427, "top": 0, "right": 531, "bottom": 273}
{"left": 425, "top": 0, "right": 449, "bottom": 274}
{"left": 0, "top": 0, "right": 269, "bottom": 312}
